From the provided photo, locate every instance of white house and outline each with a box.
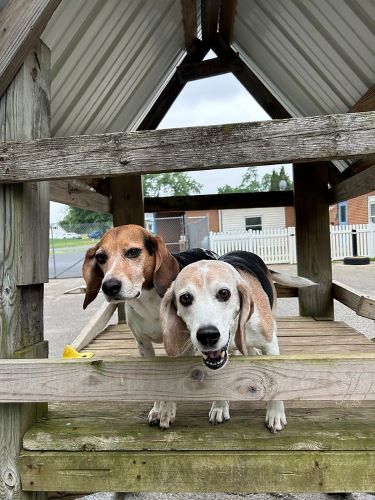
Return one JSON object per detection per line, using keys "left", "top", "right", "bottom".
{"left": 219, "top": 207, "right": 286, "bottom": 232}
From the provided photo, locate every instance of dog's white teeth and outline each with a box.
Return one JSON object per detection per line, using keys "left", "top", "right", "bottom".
{"left": 203, "top": 354, "right": 208, "bottom": 360}
{"left": 220, "top": 351, "right": 225, "bottom": 359}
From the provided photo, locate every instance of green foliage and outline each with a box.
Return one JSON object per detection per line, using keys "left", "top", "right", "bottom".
{"left": 59, "top": 207, "right": 112, "bottom": 230}
{"left": 143, "top": 172, "right": 202, "bottom": 197}
{"left": 217, "top": 166, "right": 293, "bottom": 193}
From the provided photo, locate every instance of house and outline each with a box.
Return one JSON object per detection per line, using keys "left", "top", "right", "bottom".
{"left": 329, "top": 192, "right": 375, "bottom": 225}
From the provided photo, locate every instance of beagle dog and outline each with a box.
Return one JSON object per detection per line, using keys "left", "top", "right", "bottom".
{"left": 160, "top": 250, "right": 315, "bottom": 433}
{"left": 82, "top": 224, "right": 217, "bottom": 428}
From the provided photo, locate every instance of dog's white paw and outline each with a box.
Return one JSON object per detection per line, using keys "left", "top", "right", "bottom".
{"left": 265, "top": 400, "right": 287, "bottom": 433}
{"left": 209, "top": 401, "right": 230, "bottom": 424}
{"left": 148, "top": 401, "right": 176, "bottom": 429}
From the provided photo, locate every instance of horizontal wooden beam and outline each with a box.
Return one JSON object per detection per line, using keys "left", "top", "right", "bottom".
{"left": 1, "top": 111, "right": 375, "bottom": 183}
{"left": 20, "top": 449, "right": 375, "bottom": 493}
{"left": 177, "top": 55, "right": 242, "bottom": 83}
{"left": 328, "top": 163, "right": 375, "bottom": 203}
{"left": 50, "top": 180, "right": 112, "bottom": 213}
{"left": 144, "top": 190, "right": 294, "bottom": 212}
{"left": 275, "top": 284, "right": 298, "bottom": 298}
{"left": 0, "top": 0, "right": 61, "bottom": 98}
{"left": 2, "top": 354, "right": 375, "bottom": 402}
{"left": 333, "top": 281, "right": 375, "bottom": 320}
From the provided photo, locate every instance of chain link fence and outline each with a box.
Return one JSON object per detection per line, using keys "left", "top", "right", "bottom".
{"left": 49, "top": 216, "right": 209, "bottom": 278}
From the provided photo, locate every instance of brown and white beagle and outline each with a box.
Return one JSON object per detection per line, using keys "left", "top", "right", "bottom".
{"left": 160, "top": 250, "right": 315, "bottom": 432}
{"left": 82, "top": 224, "right": 217, "bottom": 428}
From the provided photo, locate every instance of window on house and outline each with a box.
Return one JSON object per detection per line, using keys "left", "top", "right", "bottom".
{"left": 369, "top": 199, "right": 375, "bottom": 224}
{"left": 245, "top": 216, "right": 262, "bottom": 231}
{"left": 338, "top": 201, "right": 348, "bottom": 225}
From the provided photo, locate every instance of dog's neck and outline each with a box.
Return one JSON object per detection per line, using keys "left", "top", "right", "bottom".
{"left": 126, "top": 287, "right": 161, "bottom": 319}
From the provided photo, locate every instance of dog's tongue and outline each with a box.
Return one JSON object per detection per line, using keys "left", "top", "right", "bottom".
{"left": 206, "top": 350, "right": 220, "bottom": 359}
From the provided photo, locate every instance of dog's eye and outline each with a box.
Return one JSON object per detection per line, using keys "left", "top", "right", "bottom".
{"left": 125, "top": 248, "right": 141, "bottom": 258}
{"left": 217, "top": 288, "right": 231, "bottom": 302}
{"left": 95, "top": 253, "right": 107, "bottom": 265}
{"left": 179, "top": 292, "right": 193, "bottom": 306}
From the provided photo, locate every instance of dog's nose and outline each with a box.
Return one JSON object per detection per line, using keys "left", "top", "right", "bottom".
{"left": 196, "top": 326, "right": 220, "bottom": 347}
{"left": 102, "top": 278, "right": 122, "bottom": 297}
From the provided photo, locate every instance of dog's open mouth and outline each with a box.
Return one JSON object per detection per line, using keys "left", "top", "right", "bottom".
{"left": 202, "top": 346, "right": 228, "bottom": 370}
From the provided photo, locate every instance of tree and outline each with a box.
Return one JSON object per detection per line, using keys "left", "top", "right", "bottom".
{"left": 59, "top": 207, "right": 112, "bottom": 231}
{"left": 143, "top": 172, "right": 202, "bottom": 197}
{"left": 217, "top": 168, "right": 261, "bottom": 193}
{"left": 261, "top": 166, "right": 293, "bottom": 191}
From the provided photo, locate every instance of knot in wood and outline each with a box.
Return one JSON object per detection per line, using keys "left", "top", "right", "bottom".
{"left": 3, "top": 468, "right": 17, "bottom": 488}
{"left": 119, "top": 157, "right": 129, "bottom": 165}
{"left": 191, "top": 368, "right": 205, "bottom": 382}
{"left": 248, "top": 385, "right": 258, "bottom": 394}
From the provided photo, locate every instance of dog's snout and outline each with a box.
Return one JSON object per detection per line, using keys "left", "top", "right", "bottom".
{"left": 102, "top": 278, "right": 122, "bottom": 297}
{"left": 196, "top": 326, "right": 220, "bottom": 347}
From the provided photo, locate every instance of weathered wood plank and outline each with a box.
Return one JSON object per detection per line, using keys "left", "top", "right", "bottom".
{"left": 144, "top": 190, "right": 294, "bottom": 212}
{"left": 110, "top": 175, "right": 144, "bottom": 227}
{"left": 1, "top": 111, "right": 375, "bottom": 183}
{"left": 218, "top": 0, "right": 237, "bottom": 44}
{"left": 333, "top": 280, "right": 375, "bottom": 320}
{"left": 71, "top": 302, "right": 117, "bottom": 352}
{"left": 50, "top": 180, "right": 111, "bottom": 213}
{"left": 201, "top": 0, "right": 220, "bottom": 42}
{"left": 177, "top": 54, "right": 242, "bottom": 83}
{"left": 294, "top": 162, "right": 333, "bottom": 319}
{"left": 2, "top": 354, "right": 375, "bottom": 402}
{"left": 0, "top": 0, "right": 60, "bottom": 99}
{"left": 180, "top": 0, "right": 197, "bottom": 50}
{"left": 328, "top": 163, "right": 375, "bottom": 203}
{"left": 18, "top": 449, "right": 375, "bottom": 493}
{"left": 350, "top": 83, "right": 375, "bottom": 113}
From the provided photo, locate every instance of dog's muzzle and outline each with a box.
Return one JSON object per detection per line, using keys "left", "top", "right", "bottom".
{"left": 202, "top": 338, "right": 230, "bottom": 370}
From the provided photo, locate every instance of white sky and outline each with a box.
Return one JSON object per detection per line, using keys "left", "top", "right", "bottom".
{"left": 50, "top": 62, "right": 292, "bottom": 222}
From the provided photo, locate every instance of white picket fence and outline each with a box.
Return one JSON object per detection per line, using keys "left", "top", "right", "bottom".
{"left": 209, "top": 224, "right": 375, "bottom": 264}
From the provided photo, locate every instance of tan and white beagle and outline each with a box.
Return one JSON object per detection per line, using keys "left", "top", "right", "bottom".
{"left": 160, "top": 251, "right": 315, "bottom": 432}
{"left": 82, "top": 224, "right": 217, "bottom": 428}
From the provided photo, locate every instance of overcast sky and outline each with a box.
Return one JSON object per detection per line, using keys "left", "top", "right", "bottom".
{"left": 50, "top": 61, "right": 292, "bottom": 222}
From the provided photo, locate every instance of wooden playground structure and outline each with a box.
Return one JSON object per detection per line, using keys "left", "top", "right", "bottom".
{"left": 1, "top": 0, "right": 375, "bottom": 497}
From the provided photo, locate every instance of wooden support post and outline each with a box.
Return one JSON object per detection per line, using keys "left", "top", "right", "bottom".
{"left": 293, "top": 162, "right": 333, "bottom": 319}
{"left": 0, "top": 41, "right": 50, "bottom": 499}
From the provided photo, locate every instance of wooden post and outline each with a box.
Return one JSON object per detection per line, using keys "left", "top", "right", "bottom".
{"left": 293, "top": 162, "right": 333, "bottom": 319}
{"left": 110, "top": 175, "right": 144, "bottom": 323}
{"left": 0, "top": 41, "right": 50, "bottom": 499}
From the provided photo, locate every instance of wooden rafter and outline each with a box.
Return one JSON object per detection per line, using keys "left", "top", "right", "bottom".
{"left": 177, "top": 53, "right": 242, "bottom": 83}
{"left": 50, "top": 180, "right": 111, "bottom": 213}
{"left": 201, "top": 0, "right": 220, "bottom": 43}
{"left": 219, "top": 0, "right": 237, "bottom": 44}
{"left": 144, "top": 190, "right": 294, "bottom": 212}
{"left": 0, "top": 0, "right": 61, "bottom": 98}
{"left": 328, "top": 164, "right": 375, "bottom": 204}
{"left": 349, "top": 83, "right": 375, "bottom": 113}
{"left": 1, "top": 111, "right": 375, "bottom": 183}
{"left": 181, "top": 0, "right": 197, "bottom": 50}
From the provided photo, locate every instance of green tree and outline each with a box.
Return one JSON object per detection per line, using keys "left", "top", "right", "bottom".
{"left": 217, "top": 168, "right": 261, "bottom": 193}
{"left": 59, "top": 207, "right": 112, "bottom": 231}
{"left": 261, "top": 166, "right": 293, "bottom": 191}
{"left": 143, "top": 172, "right": 202, "bottom": 197}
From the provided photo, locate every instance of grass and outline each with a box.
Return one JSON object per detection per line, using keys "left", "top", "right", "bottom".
{"left": 50, "top": 237, "right": 98, "bottom": 249}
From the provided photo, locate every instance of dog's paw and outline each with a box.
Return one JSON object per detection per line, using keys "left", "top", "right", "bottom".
{"left": 148, "top": 401, "right": 176, "bottom": 429}
{"left": 209, "top": 401, "right": 230, "bottom": 424}
{"left": 265, "top": 400, "right": 287, "bottom": 433}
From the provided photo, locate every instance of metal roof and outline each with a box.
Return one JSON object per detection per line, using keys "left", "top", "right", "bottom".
{"left": 41, "top": 0, "right": 185, "bottom": 137}
{"left": 233, "top": 0, "right": 375, "bottom": 117}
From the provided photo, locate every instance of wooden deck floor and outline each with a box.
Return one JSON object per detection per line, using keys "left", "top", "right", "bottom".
{"left": 20, "top": 317, "right": 375, "bottom": 493}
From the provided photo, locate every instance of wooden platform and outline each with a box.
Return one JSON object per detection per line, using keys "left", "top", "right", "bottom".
{"left": 19, "top": 317, "right": 375, "bottom": 493}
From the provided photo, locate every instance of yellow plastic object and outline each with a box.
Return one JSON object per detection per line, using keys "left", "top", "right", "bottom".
{"left": 63, "top": 345, "right": 94, "bottom": 359}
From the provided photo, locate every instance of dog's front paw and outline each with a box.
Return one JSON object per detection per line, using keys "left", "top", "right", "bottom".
{"left": 148, "top": 401, "right": 176, "bottom": 429}
{"left": 265, "top": 400, "right": 287, "bottom": 433}
{"left": 209, "top": 401, "right": 230, "bottom": 424}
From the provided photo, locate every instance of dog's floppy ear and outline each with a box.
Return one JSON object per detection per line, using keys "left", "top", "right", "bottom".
{"left": 150, "top": 235, "right": 180, "bottom": 297}
{"left": 235, "top": 279, "right": 253, "bottom": 355}
{"left": 82, "top": 244, "right": 104, "bottom": 309}
{"left": 160, "top": 282, "right": 190, "bottom": 356}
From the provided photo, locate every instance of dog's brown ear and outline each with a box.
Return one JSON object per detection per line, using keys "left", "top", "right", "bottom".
{"left": 235, "top": 279, "right": 253, "bottom": 355}
{"left": 150, "top": 234, "right": 180, "bottom": 297}
{"left": 160, "top": 282, "right": 190, "bottom": 356}
{"left": 82, "top": 245, "right": 104, "bottom": 309}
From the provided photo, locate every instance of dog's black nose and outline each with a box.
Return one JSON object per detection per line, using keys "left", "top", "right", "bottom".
{"left": 196, "top": 326, "right": 220, "bottom": 347}
{"left": 102, "top": 278, "right": 122, "bottom": 297}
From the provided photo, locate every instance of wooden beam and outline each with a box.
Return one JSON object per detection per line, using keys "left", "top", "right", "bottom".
{"left": 19, "top": 448, "right": 375, "bottom": 494}
{"left": 349, "top": 83, "right": 375, "bottom": 113}
{"left": 50, "top": 180, "right": 111, "bottom": 213}
{"left": 343, "top": 156, "right": 375, "bottom": 179}
{"left": 333, "top": 281, "right": 375, "bottom": 320}
{"left": 328, "top": 164, "right": 375, "bottom": 203}
{"left": 219, "top": 0, "right": 237, "bottom": 44}
{"left": 177, "top": 54, "right": 242, "bottom": 83}
{"left": 1, "top": 111, "right": 375, "bottom": 183}
{"left": 180, "top": 0, "right": 197, "bottom": 50}
{"left": 71, "top": 302, "right": 117, "bottom": 352}
{"left": 294, "top": 162, "right": 333, "bottom": 319}
{"left": 3, "top": 354, "right": 375, "bottom": 402}
{"left": 201, "top": 0, "right": 220, "bottom": 43}
{"left": 144, "top": 190, "right": 294, "bottom": 212}
{"left": 138, "top": 39, "right": 209, "bottom": 131}
{"left": 0, "top": 0, "right": 60, "bottom": 99}
{"left": 110, "top": 175, "right": 144, "bottom": 227}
